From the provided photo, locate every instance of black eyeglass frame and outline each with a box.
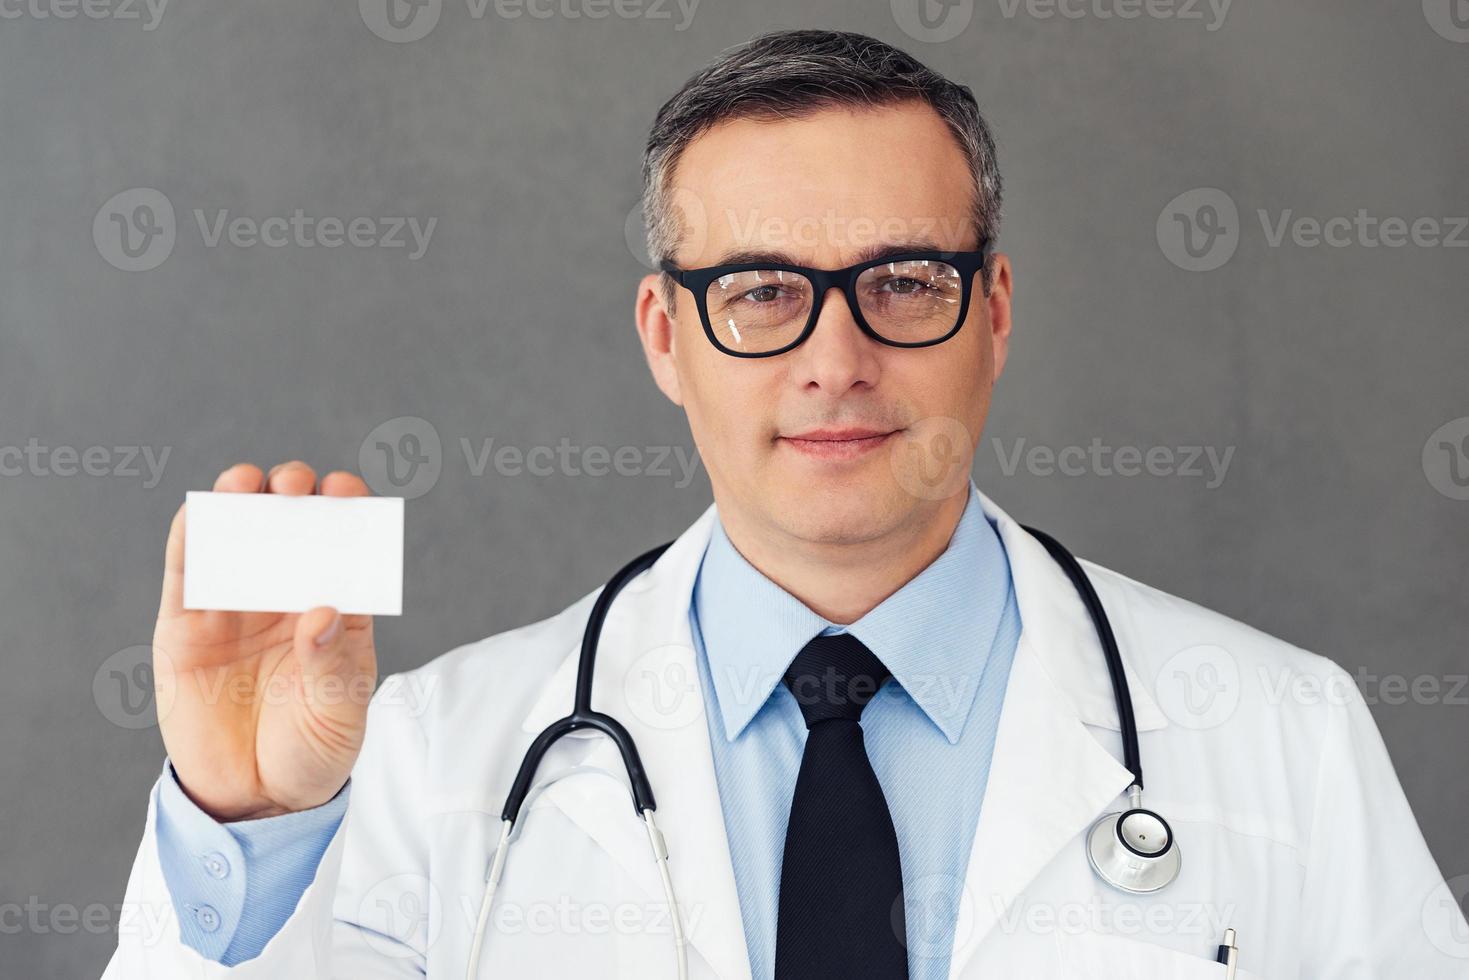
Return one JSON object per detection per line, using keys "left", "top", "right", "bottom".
{"left": 659, "top": 243, "right": 992, "bottom": 359}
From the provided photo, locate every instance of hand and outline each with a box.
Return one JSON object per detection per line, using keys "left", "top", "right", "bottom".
{"left": 153, "top": 462, "right": 378, "bottom": 821}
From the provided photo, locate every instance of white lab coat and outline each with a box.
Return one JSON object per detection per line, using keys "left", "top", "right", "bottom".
{"left": 103, "top": 488, "right": 1468, "bottom": 979}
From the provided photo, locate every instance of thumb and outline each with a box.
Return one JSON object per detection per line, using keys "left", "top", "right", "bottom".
{"left": 291, "top": 606, "right": 375, "bottom": 727}
{"left": 293, "top": 605, "right": 348, "bottom": 674}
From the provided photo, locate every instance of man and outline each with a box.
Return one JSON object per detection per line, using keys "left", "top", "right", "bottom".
{"left": 103, "top": 29, "right": 1465, "bottom": 980}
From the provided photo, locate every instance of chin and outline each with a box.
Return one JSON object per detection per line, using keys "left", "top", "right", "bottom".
{"left": 765, "top": 473, "right": 907, "bottom": 545}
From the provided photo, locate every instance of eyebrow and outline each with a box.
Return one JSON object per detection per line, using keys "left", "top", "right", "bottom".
{"left": 709, "top": 239, "right": 950, "bottom": 269}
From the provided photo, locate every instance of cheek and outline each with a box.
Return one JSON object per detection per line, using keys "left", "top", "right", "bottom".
{"left": 677, "top": 334, "right": 773, "bottom": 450}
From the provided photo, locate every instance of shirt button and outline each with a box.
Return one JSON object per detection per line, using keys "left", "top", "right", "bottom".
{"left": 201, "top": 852, "right": 231, "bottom": 879}
{"left": 193, "top": 905, "right": 221, "bottom": 933}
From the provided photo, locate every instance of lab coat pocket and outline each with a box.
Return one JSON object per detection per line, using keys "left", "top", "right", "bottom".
{"left": 1059, "top": 931, "right": 1264, "bottom": 979}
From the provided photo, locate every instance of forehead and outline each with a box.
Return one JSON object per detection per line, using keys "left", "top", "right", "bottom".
{"left": 669, "top": 101, "right": 978, "bottom": 267}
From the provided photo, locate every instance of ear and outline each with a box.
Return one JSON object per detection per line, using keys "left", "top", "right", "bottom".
{"left": 984, "top": 253, "right": 1014, "bottom": 381}
{"left": 635, "top": 272, "right": 684, "bottom": 407}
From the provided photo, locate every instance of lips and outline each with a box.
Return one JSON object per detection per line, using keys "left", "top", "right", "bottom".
{"left": 783, "top": 427, "right": 894, "bottom": 442}
{"left": 778, "top": 427, "right": 899, "bottom": 461}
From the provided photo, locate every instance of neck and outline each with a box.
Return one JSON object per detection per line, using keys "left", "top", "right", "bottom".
{"left": 714, "top": 489, "right": 971, "bottom": 625}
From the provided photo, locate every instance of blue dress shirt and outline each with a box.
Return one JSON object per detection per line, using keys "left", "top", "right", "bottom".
{"left": 690, "top": 483, "right": 1021, "bottom": 980}
{"left": 153, "top": 483, "right": 1020, "bottom": 971}
{"left": 153, "top": 760, "right": 348, "bottom": 964}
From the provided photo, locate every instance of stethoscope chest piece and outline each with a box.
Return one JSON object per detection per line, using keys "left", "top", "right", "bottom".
{"left": 1085, "top": 788, "right": 1182, "bottom": 895}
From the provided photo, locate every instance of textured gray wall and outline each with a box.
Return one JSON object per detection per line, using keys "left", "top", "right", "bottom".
{"left": 2, "top": 0, "right": 1466, "bottom": 973}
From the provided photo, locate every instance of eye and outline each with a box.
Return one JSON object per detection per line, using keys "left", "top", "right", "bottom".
{"left": 742, "top": 284, "right": 783, "bottom": 303}
{"left": 881, "top": 277, "right": 935, "bottom": 295}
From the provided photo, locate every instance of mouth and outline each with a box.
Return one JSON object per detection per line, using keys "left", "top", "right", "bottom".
{"left": 777, "top": 427, "right": 901, "bottom": 461}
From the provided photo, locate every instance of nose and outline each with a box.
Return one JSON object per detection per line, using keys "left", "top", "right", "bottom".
{"left": 790, "top": 286, "right": 882, "bottom": 392}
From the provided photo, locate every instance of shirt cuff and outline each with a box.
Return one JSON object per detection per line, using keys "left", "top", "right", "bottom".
{"left": 153, "top": 758, "right": 350, "bottom": 965}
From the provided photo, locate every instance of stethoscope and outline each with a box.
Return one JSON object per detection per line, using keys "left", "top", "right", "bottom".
{"left": 465, "top": 525, "right": 1180, "bottom": 980}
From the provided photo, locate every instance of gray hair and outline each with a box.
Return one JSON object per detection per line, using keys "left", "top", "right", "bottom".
{"left": 640, "top": 29, "right": 1003, "bottom": 297}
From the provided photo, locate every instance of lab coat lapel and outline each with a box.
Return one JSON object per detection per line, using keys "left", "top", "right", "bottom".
{"left": 946, "top": 492, "right": 1170, "bottom": 977}
{"left": 520, "top": 504, "right": 753, "bottom": 980}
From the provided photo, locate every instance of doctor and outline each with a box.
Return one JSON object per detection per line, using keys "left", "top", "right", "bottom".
{"left": 104, "top": 28, "right": 1465, "bottom": 980}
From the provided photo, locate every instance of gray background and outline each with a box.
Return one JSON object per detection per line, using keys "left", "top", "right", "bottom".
{"left": 2, "top": 0, "right": 1466, "bottom": 973}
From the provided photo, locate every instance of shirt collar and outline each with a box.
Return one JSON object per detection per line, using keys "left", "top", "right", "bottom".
{"left": 692, "top": 481, "right": 1013, "bottom": 745}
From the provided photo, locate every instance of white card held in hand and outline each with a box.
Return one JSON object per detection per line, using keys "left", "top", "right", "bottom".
{"left": 183, "top": 491, "right": 404, "bottom": 616}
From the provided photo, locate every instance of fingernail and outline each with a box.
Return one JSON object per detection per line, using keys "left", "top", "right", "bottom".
{"left": 314, "top": 614, "right": 342, "bottom": 647}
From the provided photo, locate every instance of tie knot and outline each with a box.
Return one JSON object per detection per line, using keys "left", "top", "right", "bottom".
{"left": 782, "top": 632, "right": 892, "bottom": 727}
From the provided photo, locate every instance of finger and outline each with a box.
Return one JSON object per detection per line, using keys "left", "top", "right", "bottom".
{"left": 161, "top": 464, "right": 262, "bottom": 619}
{"left": 213, "top": 462, "right": 265, "bottom": 493}
{"left": 265, "top": 460, "right": 318, "bottom": 495}
{"left": 318, "top": 472, "right": 371, "bottom": 631}
{"left": 319, "top": 471, "right": 371, "bottom": 497}
{"left": 293, "top": 606, "right": 377, "bottom": 705}
{"left": 158, "top": 501, "right": 188, "bottom": 618}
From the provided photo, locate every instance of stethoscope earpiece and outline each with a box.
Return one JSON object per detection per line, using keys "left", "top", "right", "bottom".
{"left": 1085, "top": 786, "right": 1183, "bottom": 894}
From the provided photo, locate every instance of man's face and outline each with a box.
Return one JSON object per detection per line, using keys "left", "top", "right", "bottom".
{"left": 636, "top": 100, "right": 1013, "bottom": 547}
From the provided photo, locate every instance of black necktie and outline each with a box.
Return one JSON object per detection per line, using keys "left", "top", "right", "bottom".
{"left": 774, "top": 632, "right": 909, "bottom": 979}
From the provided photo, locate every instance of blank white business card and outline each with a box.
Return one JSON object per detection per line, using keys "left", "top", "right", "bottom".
{"left": 184, "top": 491, "right": 404, "bottom": 616}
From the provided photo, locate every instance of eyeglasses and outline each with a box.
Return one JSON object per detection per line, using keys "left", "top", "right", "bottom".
{"left": 659, "top": 244, "right": 991, "bottom": 358}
